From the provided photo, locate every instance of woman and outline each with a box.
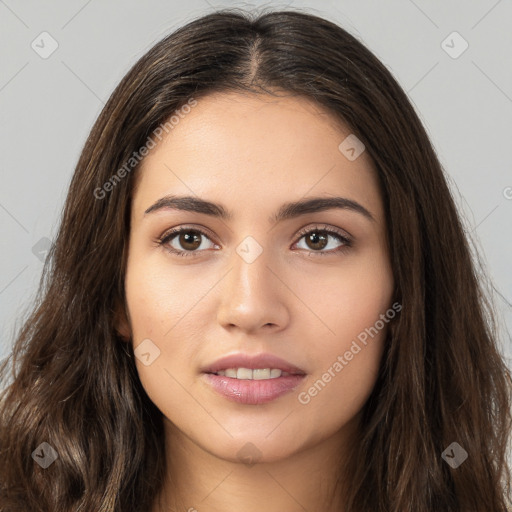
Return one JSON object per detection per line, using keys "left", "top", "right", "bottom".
{"left": 1, "top": 8, "right": 511, "bottom": 512}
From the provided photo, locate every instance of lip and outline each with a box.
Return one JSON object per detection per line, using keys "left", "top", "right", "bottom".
{"left": 200, "top": 352, "right": 307, "bottom": 375}
{"left": 202, "top": 373, "right": 306, "bottom": 405}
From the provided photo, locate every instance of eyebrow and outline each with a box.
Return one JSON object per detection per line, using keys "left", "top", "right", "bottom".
{"left": 144, "top": 195, "right": 375, "bottom": 223}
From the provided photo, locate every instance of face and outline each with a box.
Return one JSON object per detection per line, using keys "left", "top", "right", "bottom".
{"left": 118, "top": 91, "right": 394, "bottom": 464}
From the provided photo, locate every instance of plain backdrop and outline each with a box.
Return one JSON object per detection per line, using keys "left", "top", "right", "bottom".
{"left": 0, "top": 0, "right": 511, "bottom": 367}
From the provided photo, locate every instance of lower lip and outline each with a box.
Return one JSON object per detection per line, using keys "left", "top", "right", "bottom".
{"left": 202, "top": 373, "right": 306, "bottom": 405}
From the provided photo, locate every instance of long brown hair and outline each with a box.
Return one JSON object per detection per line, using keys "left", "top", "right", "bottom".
{"left": 1, "top": 8, "right": 511, "bottom": 511}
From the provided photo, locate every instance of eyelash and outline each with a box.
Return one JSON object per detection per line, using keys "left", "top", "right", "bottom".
{"left": 156, "top": 224, "right": 352, "bottom": 258}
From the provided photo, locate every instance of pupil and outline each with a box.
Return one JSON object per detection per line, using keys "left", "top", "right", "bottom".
{"left": 181, "top": 231, "right": 200, "bottom": 250}
{"left": 308, "top": 232, "right": 327, "bottom": 250}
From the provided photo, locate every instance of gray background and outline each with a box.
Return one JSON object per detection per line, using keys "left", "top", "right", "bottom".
{"left": 1, "top": 0, "right": 511, "bottom": 366}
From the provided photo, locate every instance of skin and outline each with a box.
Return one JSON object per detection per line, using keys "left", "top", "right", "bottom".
{"left": 116, "top": 91, "right": 394, "bottom": 512}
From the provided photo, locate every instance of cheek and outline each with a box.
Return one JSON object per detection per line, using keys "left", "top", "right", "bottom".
{"left": 123, "top": 252, "right": 213, "bottom": 402}
{"left": 296, "top": 286, "right": 390, "bottom": 432}
{"left": 124, "top": 250, "right": 208, "bottom": 341}
{"left": 292, "top": 248, "right": 394, "bottom": 348}
{"left": 296, "top": 335, "right": 385, "bottom": 440}
{"left": 293, "top": 252, "right": 392, "bottom": 412}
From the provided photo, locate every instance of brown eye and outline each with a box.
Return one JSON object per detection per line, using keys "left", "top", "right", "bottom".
{"left": 159, "top": 227, "right": 217, "bottom": 257}
{"left": 294, "top": 226, "right": 352, "bottom": 256}
{"left": 176, "top": 231, "right": 202, "bottom": 251}
{"left": 303, "top": 231, "right": 329, "bottom": 251}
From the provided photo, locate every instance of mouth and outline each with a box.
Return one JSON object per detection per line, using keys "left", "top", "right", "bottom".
{"left": 200, "top": 352, "right": 307, "bottom": 405}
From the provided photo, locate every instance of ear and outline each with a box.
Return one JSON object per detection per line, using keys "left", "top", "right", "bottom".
{"left": 114, "top": 300, "right": 132, "bottom": 342}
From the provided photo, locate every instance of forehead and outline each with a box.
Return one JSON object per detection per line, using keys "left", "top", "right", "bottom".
{"left": 132, "top": 91, "right": 383, "bottom": 222}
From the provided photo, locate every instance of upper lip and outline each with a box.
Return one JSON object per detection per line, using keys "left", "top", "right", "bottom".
{"left": 201, "top": 353, "right": 307, "bottom": 375}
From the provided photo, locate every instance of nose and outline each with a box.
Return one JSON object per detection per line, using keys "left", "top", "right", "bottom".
{"left": 216, "top": 247, "right": 290, "bottom": 334}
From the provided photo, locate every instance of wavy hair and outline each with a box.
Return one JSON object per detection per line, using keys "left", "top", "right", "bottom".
{"left": 1, "top": 8, "right": 511, "bottom": 511}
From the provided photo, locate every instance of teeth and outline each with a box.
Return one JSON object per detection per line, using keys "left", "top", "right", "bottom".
{"left": 214, "top": 368, "right": 291, "bottom": 379}
{"left": 237, "top": 367, "right": 254, "bottom": 379}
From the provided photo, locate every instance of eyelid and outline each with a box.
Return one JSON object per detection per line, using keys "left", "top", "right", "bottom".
{"left": 294, "top": 223, "right": 352, "bottom": 242}
{"left": 158, "top": 224, "right": 217, "bottom": 243}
